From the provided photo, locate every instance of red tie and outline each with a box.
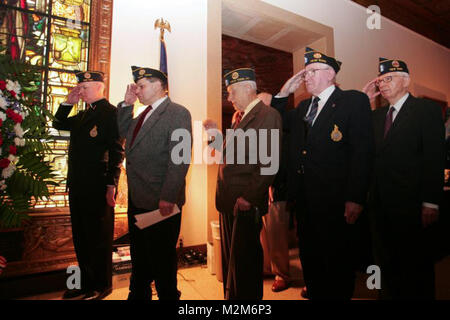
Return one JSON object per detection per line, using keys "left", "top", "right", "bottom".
{"left": 130, "top": 105, "right": 152, "bottom": 146}
{"left": 383, "top": 106, "right": 395, "bottom": 139}
{"left": 232, "top": 111, "right": 244, "bottom": 129}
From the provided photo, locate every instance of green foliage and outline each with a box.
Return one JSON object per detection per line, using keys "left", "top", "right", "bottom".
{"left": 0, "top": 46, "right": 59, "bottom": 228}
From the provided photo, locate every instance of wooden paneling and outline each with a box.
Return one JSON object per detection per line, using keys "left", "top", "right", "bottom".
{"left": 88, "top": 0, "right": 114, "bottom": 98}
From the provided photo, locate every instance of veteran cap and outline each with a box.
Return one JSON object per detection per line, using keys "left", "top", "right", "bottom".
{"left": 304, "top": 47, "right": 342, "bottom": 74}
{"left": 378, "top": 58, "right": 409, "bottom": 76}
{"left": 224, "top": 68, "right": 256, "bottom": 87}
{"left": 75, "top": 70, "right": 104, "bottom": 83}
{"left": 131, "top": 66, "right": 167, "bottom": 83}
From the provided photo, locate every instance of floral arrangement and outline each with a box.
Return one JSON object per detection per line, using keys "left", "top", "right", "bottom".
{"left": 0, "top": 79, "right": 28, "bottom": 189}
{"left": 0, "top": 46, "right": 57, "bottom": 228}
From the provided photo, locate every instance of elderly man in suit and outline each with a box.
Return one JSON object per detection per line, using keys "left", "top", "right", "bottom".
{"left": 271, "top": 48, "right": 374, "bottom": 299}
{"left": 363, "top": 58, "right": 445, "bottom": 299}
{"left": 205, "top": 68, "right": 282, "bottom": 300}
{"left": 53, "top": 71, "right": 125, "bottom": 300}
{"left": 117, "top": 66, "right": 192, "bottom": 300}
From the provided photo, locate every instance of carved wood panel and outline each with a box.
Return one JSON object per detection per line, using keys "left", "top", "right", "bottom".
{"left": 88, "top": 0, "right": 114, "bottom": 98}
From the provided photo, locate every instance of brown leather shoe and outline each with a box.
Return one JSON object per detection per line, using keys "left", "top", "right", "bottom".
{"left": 271, "top": 279, "right": 289, "bottom": 292}
{"left": 300, "top": 286, "right": 309, "bottom": 299}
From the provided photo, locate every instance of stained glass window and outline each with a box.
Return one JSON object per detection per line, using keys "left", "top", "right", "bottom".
{"left": 0, "top": 0, "right": 91, "bottom": 115}
{"left": 1, "top": 0, "right": 93, "bottom": 207}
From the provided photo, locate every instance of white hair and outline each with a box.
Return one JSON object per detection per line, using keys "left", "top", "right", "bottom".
{"left": 395, "top": 71, "right": 410, "bottom": 79}
{"left": 234, "top": 80, "right": 257, "bottom": 93}
{"left": 241, "top": 80, "right": 257, "bottom": 91}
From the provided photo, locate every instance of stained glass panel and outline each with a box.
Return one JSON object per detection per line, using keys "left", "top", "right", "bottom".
{"left": 49, "top": 17, "right": 88, "bottom": 70}
{"left": 33, "top": 139, "right": 69, "bottom": 208}
{"left": 52, "top": 0, "right": 90, "bottom": 24}
{"left": 0, "top": 0, "right": 49, "bottom": 14}
{"left": 46, "top": 70, "right": 82, "bottom": 115}
{"left": 1, "top": 0, "right": 93, "bottom": 209}
{"left": 0, "top": 11, "right": 48, "bottom": 62}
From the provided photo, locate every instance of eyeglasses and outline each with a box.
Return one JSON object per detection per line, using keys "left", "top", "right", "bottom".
{"left": 301, "top": 68, "right": 330, "bottom": 80}
{"left": 375, "top": 75, "right": 405, "bottom": 86}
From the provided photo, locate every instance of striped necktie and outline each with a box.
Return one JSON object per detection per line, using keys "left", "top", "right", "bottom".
{"left": 232, "top": 111, "right": 245, "bottom": 129}
{"left": 305, "top": 97, "right": 320, "bottom": 126}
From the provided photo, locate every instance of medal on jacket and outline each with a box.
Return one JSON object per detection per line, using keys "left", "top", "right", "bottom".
{"left": 90, "top": 125, "right": 98, "bottom": 138}
{"left": 331, "top": 125, "right": 342, "bottom": 142}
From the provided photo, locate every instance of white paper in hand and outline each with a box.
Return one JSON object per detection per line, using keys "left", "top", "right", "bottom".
{"left": 134, "top": 205, "right": 180, "bottom": 229}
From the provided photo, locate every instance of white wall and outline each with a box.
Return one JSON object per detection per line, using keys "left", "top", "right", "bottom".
{"left": 110, "top": 0, "right": 212, "bottom": 247}
{"left": 110, "top": 0, "right": 449, "bottom": 247}
{"left": 262, "top": 0, "right": 450, "bottom": 102}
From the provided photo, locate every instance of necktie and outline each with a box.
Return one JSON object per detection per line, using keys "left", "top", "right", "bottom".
{"left": 305, "top": 97, "right": 320, "bottom": 126}
{"left": 130, "top": 105, "right": 152, "bottom": 146}
{"left": 232, "top": 111, "right": 245, "bottom": 129}
{"left": 383, "top": 106, "right": 395, "bottom": 139}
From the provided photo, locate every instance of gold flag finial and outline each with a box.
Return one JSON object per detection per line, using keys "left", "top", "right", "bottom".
{"left": 154, "top": 18, "right": 171, "bottom": 41}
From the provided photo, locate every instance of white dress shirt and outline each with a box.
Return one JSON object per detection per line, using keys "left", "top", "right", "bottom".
{"left": 389, "top": 92, "right": 409, "bottom": 122}
{"left": 305, "top": 85, "right": 336, "bottom": 126}
{"left": 141, "top": 95, "right": 168, "bottom": 125}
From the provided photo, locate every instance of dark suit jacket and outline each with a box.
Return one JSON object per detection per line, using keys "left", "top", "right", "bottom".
{"left": 272, "top": 87, "right": 374, "bottom": 211}
{"left": 216, "top": 101, "right": 282, "bottom": 215}
{"left": 117, "top": 97, "right": 192, "bottom": 210}
{"left": 371, "top": 94, "right": 445, "bottom": 210}
{"left": 53, "top": 98, "right": 125, "bottom": 190}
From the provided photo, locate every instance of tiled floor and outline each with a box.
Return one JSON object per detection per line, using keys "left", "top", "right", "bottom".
{"left": 22, "top": 248, "right": 307, "bottom": 300}
{"left": 21, "top": 248, "right": 450, "bottom": 300}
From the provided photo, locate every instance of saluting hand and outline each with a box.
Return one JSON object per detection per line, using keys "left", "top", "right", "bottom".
{"left": 278, "top": 69, "right": 305, "bottom": 97}
{"left": 344, "top": 201, "right": 363, "bottom": 224}
{"left": 124, "top": 83, "right": 138, "bottom": 106}
{"left": 362, "top": 78, "right": 381, "bottom": 102}
{"left": 66, "top": 85, "right": 81, "bottom": 105}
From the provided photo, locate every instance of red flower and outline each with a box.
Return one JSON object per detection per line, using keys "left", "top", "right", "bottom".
{"left": 0, "top": 80, "right": 6, "bottom": 91}
{"left": 10, "top": 90, "right": 17, "bottom": 98}
{"left": 0, "top": 119, "right": 2, "bottom": 127}
{"left": 9, "top": 145, "right": 17, "bottom": 155}
{"left": 0, "top": 136, "right": 2, "bottom": 147}
{"left": 0, "top": 158, "right": 10, "bottom": 168}
{"left": 5, "top": 109, "right": 23, "bottom": 123}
